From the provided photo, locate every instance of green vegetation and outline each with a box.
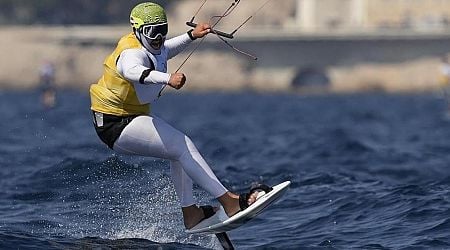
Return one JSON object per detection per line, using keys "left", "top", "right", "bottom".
{"left": 0, "top": 0, "right": 169, "bottom": 25}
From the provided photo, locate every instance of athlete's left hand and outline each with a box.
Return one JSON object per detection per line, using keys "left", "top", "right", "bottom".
{"left": 192, "top": 22, "right": 211, "bottom": 38}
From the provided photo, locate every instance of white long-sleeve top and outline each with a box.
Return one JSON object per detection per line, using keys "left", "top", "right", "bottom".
{"left": 117, "top": 33, "right": 193, "bottom": 103}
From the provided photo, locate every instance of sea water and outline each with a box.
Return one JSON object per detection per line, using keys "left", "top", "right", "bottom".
{"left": 0, "top": 90, "right": 449, "bottom": 249}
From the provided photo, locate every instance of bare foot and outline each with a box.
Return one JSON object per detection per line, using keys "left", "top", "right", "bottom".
{"left": 247, "top": 191, "right": 259, "bottom": 205}
{"left": 182, "top": 205, "right": 218, "bottom": 229}
{"left": 218, "top": 191, "right": 259, "bottom": 218}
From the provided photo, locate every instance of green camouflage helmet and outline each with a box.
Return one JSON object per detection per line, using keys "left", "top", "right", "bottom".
{"left": 130, "top": 2, "right": 167, "bottom": 29}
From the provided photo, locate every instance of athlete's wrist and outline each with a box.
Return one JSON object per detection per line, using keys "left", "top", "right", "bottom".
{"left": 187, "top": 29, "right": 197, "bottom": 41}
{"left": 142, "top": 71, "right": 170, "bottom": 85}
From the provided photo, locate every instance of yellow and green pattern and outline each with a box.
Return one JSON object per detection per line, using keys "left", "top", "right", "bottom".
{"left": 130, "top": 2, "right": 167, "bottom": 29}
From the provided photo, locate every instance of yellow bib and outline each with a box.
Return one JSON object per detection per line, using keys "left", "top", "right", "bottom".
{"left": 90, "top": 33, "right": 150, "bottom": 116}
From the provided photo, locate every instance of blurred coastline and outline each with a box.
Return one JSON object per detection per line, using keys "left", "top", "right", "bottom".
{"left": 1, "top": 0, "right": 450, "bottom": 94}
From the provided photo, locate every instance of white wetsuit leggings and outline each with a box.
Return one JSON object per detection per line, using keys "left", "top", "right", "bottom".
{"left": 113, "top": 115, "right": 228, "bottom": 207}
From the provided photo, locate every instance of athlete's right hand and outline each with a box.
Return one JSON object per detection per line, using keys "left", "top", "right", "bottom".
{"left": 168, "top": 73, "right": 186, "bottom": 89}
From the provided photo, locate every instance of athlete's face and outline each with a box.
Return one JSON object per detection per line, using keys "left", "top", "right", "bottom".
{"left": 149, "top": 35, "right": 164, "bottom": 50}
{"left": 140, "top": 23, "right": 167, "bottom": 51}
{"left": 136, "top": 32, "right": 166, "bottom": 54}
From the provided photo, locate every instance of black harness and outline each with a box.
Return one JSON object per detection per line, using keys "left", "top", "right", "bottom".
{"left": 92, "top": 112, "right": 139, "bottom": 149}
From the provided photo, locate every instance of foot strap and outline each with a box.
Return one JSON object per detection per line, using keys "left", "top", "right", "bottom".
{"left": 238, "top": 184, "right": 273, "bottom": 210}
{"left": 199, "top": 205, "right": 215, "bottom": 220}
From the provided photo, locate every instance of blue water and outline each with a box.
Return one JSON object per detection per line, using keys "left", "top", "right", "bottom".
{"left": 1, "top": 90, "right": 450, "bottom": 249}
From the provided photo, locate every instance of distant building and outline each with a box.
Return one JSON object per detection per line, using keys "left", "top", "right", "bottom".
{"left": 294, "top": 0, "right": 450, "bottom": 32}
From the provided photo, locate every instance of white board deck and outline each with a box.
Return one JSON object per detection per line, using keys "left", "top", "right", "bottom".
{"left": 186, "top": 181, "right": 291, "bottom": 234}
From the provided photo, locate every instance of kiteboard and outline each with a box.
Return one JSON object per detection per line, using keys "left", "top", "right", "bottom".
{"left": 186, "top": 181, "right": 291, "bottom": 234}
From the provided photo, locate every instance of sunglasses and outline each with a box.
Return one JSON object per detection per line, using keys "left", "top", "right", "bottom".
{"left": 140, "top": 23, "right": 168, "bottom": 40}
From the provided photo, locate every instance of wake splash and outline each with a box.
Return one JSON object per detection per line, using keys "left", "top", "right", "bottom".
{"left": 26, "top": 156, "right": 221, "bottom": 249}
